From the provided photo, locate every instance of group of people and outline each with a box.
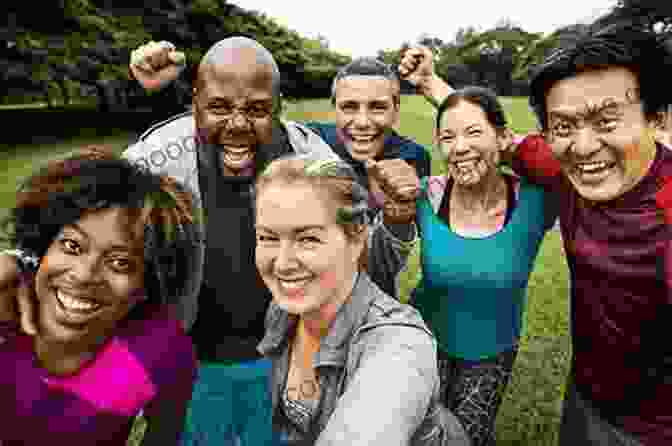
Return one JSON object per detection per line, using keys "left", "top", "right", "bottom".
{"left": 1, "top": 15, "right": 672, "bottom": 446}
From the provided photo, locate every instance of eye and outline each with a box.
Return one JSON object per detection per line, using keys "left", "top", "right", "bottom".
{"left": 440, "top": 134, "right": 455, "bottom": 143}
{"left": 468, "top": 129, "right": 482, "bottom": 137}
{"left": 552, "top": 121, "right": 572, "bottom": 136}
{"left": 299, "top": 236, "right": 322, "bottom": 245}
{"left": 109, "top": 258, "right": 132, "bottom": 273}
{"left": 371, "top": 103, "right": 389, "bottom": 112}
{"left": 340, "top": 103, "right": 357, "bottom": 112}
{"left": 208, "top": 103, "right": 233, "bottom": 115}
{"left": 247, "top": 104, "right": 271, "bottom": 118}
{"left": 59, "top": 238, "right": 81, "bottom": 255}
{"left": 597, "top": 117, "right": 618, "bottom": 131}
{"left": 256, "top": 234, "right": 278, "bottom": 243}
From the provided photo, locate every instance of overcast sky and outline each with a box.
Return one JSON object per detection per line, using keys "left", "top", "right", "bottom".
{"left": 238, "top": 0, "right": 617, "bottom": 57}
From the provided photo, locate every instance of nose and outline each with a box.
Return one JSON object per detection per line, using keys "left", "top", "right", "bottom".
{"left": 352, "top": 109, "right": 371, "bottom": 129}
{"left": 68, "top": 255, "right": 104, "bottom": 286}
{"left": 228, "top": 110, "right": 252, "bottom": 132}
{"left": 274, "top": 240, "right": 300, "bottom": 272}
{"left": 572, "top": 126, "right": 602, "bottom": 158}
{"left": 445, "top": 135, "right": 469, "bottom": 159}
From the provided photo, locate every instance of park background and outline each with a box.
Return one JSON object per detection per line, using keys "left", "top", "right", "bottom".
{"left": 1, "top": 1, "right": 669, "bottom": 445}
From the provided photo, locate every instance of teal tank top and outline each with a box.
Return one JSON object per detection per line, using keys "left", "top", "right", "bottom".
{"left": 412, "top": 175, "right": 552, "bottom": 360}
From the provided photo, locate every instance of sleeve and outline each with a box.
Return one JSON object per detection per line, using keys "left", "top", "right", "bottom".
{"left": 140, "top": 320, "right": 198, "bottom": 446}
{"left": 542, "top": 187, "right": 561, "bottom": 232}
{"left": 315, "top": 325, "right": 437, "bottom": 446}
{"left": 509, "top": 133, "right": 563, "bottom": 190}
{"left": 366, "top": 214, "right": 418, "bottom": 299}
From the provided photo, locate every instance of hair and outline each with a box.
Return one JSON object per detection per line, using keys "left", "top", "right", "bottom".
{"left": 254, "top": 154, "right": 370, "bottom": 271}
{"left": 1, "top": 146, "right": 199, "bottom": 318}
{"left": 330, "top": 57, "right": 400, "bottom": 106}
{"left": 529, "top": 21, "right": 672, "bottom": 129}
{"left": 435, "top": 85, "right": 508, "bottom": 133}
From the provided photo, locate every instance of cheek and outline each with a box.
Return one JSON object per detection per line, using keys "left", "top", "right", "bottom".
{"left": 254, "top": 120, "right": 274, "bottom": 144}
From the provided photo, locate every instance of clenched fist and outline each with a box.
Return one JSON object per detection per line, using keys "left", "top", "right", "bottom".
{"left": 398, "top": 45, "right": 435, "bottom": 91}
{"left": 129, "top": 40, "right": 186, "bottom": 92}
{"left": 367, "top": 159, "right": 420, "bottom": 224}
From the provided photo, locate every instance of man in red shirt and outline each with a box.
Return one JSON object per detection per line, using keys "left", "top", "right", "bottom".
{"left": 399, "top": 20, "right": 672, "bottom": 446}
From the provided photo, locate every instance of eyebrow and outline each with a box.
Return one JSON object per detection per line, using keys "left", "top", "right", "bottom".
{"left": 62, "top": 224, "right": 133, "bottom": 253}
{"left": 255, "top": 225, "right": 326, "bottom": 234}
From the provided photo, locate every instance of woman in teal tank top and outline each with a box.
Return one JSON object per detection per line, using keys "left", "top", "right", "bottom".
{"left": 409, "top": 86, "right": 558, "bottom": 446}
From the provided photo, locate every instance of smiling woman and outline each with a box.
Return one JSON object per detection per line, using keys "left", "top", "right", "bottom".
{"left": 254, "top": 154, "right": 471, "bottom": 446}
{"left": 0, "top": 147, "right": 199, "bottom": 446}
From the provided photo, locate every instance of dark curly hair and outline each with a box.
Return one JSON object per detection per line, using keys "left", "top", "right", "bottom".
{"left": 1, "top": 146, "right": 200, "bottom": 318}
{"left": 529, "top": 21, "right": 672, "bottom": 130}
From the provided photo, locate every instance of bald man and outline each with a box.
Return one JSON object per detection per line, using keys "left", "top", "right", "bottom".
{"left": 0, "top": 37, "right": 420, "bottom": 445}
{"left": 125, "top": 37, "right": 420, "bottom": 445}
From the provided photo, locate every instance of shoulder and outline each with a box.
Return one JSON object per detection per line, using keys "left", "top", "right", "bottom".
{"left": 138, "top": 111, "right": 195, "bottom": 143}
{"left": 354, "top": 274, "right": 434, "bottom": 347}
{"left": 283, "top": 120, "right": 338, "bottom": 159}
{"left": 119, "top": 305, "right": 196, "bottom": 378}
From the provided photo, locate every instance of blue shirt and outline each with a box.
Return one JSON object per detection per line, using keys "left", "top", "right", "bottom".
{"left": 304, "top": 122, "right": 431, "bottom": 180}
{"left": 412, "top": 175, "right": 555, "bottom": 360}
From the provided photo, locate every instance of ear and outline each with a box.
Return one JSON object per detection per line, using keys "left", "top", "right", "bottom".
{"left": 647, "top": 111, "right": 667, "bottom": 131}
{"left": 350, "top": 225, "right": 369, "bottom": 264}
{"left": 497, "top": 127, "right": 514, "bottom": 152}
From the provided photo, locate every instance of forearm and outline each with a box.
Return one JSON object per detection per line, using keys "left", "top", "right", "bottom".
{"left": 419, "top": 74, "right": 455, "bottom": 109}
{"left": 366, "top": 215, "right": 417, "bottom": 299}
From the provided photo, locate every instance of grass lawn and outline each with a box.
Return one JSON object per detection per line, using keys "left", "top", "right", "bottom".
{"left": 2, "top": 95, "right": 570, "bottom": 446}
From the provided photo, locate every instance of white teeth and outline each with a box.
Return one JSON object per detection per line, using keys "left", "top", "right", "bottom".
{"left": 576, "top": 162, "right": 610, "bottom": 173}
{"left": 352, "top": 136, "right": 375, "bottom": 142}
{"left": 278, "top": 278, "right": 311, "bottom": 291}
{"left": 455, "top": 159, "right": 479, "bottom": 169}
{"left": 56, "top": 290, "right": 100, "bottom": 312}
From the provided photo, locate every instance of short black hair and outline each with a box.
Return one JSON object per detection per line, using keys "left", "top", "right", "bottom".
{"left": 529, "top": 21, "right": 672, "bottom": 129}
{"left": 436, "top": 86, "right": 507, "bottom": 132}
{"left": 1, "top": 147, "right": 199, "bottom": 317}
{"left": 331, "top": 57, "right": 400, "bottom": 106}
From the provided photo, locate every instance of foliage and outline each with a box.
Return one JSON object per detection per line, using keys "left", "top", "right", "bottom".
{"left": 1, "top": 0, "right": 352, "bottom": 108}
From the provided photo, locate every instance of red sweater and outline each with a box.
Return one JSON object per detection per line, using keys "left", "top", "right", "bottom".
{"left": 514, "top": 135, "right": 672, "bottom": 445}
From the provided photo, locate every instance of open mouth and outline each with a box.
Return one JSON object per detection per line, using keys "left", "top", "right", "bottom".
{"left": 53, "top": 288, "right": 105, "bottom": 324}
{"left": 572, "top": 160, "right": 616, "bottom": 182}
{"left": 452, "top": 158, "right": 481, "bottom": 171}
{"left": 349, "top": 134, "right": 378, "bottom": 143}
{"left": 221, "top": 145, "right": 254, "bottom": 166}
{"left": 276, "top": 276, "right": 314, "bottom": 297}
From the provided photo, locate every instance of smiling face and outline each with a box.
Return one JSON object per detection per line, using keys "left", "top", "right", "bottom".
{"left": 544, "top": 66, "right": 659, "bottom": 202}
{"left": 34, "top": 207, "right": 145, "bottom": 348}
{"left": 437, "top": 99, "right": 509, "bottom": 187}
{"left": 193, "top": 48, "right": 276, "bottom": 175}
{"left": 334, "top": 75, "right": 400, "bottom": 162}
{"left": 255, "top": 182, "right": 365, "bottom": 319}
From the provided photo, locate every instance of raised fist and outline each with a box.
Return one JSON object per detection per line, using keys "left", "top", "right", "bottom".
{"left": 398, "top": 45, "right": 435, "bottom": 91}
{"left": 367, "top": 159, "right": 420, "bottom": 224}
{"left": 129, "top": 40, "right": 186, "bottom": 92}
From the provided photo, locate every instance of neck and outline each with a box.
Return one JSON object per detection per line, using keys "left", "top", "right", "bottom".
{"left": 301, "top": 271, "right": 359, "bottom": 340}
{"left": 452, "top": 171, "right": 506, "bottom": 213}
{"left": 33, "top": 336, "right": 103, "bottom": 376}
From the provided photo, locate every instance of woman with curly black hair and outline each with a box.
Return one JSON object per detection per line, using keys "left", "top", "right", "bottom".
{"left": 0, "top": 146, "right": 199, "bottom": 446}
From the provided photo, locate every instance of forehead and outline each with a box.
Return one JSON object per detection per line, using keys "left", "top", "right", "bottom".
{"left": 198, "top": 51, "right": 274, "bottom": 100}
{"left": 440, "top": 100, "right": 489, "bottom": 130}
{"left": 256, "top": 182, "right": 336, "bottom": 229}
{"left": 64, "top": 208, "right": 136, "bottom": 246}
{"left": 334, "top": 75, "right": 397, "bottom": 102}
{"left": 545, "top": 66, "right": 639, "bottom": 113}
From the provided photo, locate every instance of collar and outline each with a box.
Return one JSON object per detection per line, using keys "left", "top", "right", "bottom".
{"left": 257, "top": 272, "right": 379, "bottom": 368}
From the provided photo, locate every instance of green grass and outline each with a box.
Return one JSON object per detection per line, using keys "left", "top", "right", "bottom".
{"left": 2, "top": 96, "right": 570, "bottom": 445}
